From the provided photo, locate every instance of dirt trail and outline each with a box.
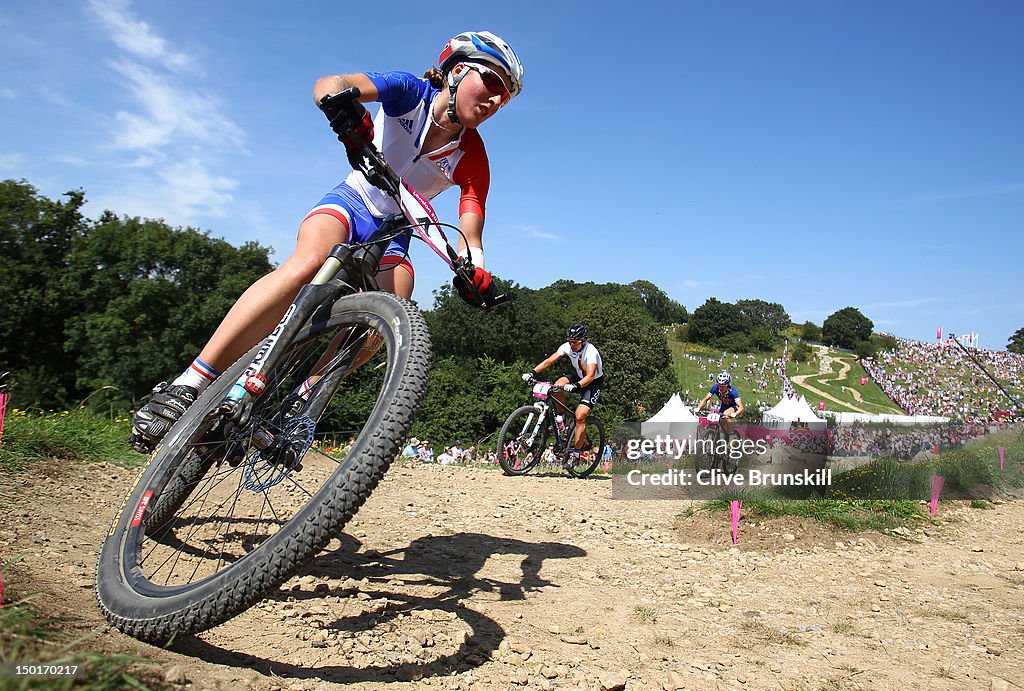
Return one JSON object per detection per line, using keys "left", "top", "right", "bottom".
{"left": 3, "top": 458, "right": 1024, "bottom": 690}
{"left": 791, "top": 346, "right": 871, "bottom": 413}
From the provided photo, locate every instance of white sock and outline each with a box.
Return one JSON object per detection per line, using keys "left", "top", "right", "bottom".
{"left": 171, "top": 358, "right": 220, "bottom": 393}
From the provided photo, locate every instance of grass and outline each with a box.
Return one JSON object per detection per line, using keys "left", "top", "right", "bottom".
{"left": 787, "top": 351, "right": 904, "bottom": 415}
{"left": 633, "top": 606, "right": 658, "bottom": 624}
{"left": 705, "top": 497, "right": 923, "bottom": 531}
{"left": 0, "top": 408, "right": 142, "bottom": 471}
{"left": 0, "top": 589, "right": 165, "bottom": 690}
{"left": 668, "top": 339, "right": 786, "bottom": 409}
{"left": 740, "top": 620, "right": 806, "bottom": 647}
{"left": 668, "top": 337, "right": 908, "bottom": 415}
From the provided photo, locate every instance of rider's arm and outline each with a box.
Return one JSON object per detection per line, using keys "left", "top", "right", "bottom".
{"left": 532, "top": 350, "right": 563, "bottom": 375}
{"left": 735, "top": 397, "right": 744, "bottom": 415}
{"left": 457, "top": 212, "right": 485, "bottom": 268}
{"left": 312, "top": 73, "right": 380, "bottom": 104}
{"left": 577, "top": 361, "right": 598, "bottom": 389}
{"left": 697, "top": 393, "right": 712, "bottom": 410}
{"left": 452, "top": 131, "right": 490, "bottom": 268}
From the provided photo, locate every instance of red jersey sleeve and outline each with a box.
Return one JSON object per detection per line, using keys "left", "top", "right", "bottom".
{"left": 453, "top": 129, "right": 490, "bottom": 219}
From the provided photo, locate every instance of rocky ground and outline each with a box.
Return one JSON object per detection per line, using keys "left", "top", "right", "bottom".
{"left": 2, "top": 458, "right": 1023, "bottom": 690}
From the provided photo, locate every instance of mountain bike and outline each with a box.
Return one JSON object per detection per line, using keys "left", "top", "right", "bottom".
{"left": 95, "top": 88, "right": 508, "bottom": 644}
{"left": 695, "top": 407, "right": 739, "bottom": 474}
{"left": 496, "top": 379, "right": 605, "bottom": 478}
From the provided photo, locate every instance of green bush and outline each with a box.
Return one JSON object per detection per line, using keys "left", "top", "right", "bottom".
{"left": 0, "top": 408, "right": 141, "bottom": 470}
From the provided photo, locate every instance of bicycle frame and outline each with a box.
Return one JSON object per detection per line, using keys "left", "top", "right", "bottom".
{"left": 516, "top": 382, "right": 576, "bottom": 455}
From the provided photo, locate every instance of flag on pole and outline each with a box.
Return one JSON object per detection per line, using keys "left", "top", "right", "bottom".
{"left": 936, "top": 326, "right": 942, "bottom": 340}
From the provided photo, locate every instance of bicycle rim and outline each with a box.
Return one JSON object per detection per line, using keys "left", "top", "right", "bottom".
{"left": 497, "top": 405, "right": 548, "bottom": 475}
{"left": 563, "top": 416, "right": 605, "bottom": 478}
{"left": 96, "top": 293, "right": 430, "bottom": 642}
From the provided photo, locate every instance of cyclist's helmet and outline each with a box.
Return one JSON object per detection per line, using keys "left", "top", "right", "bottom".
{"left": 438, "top": 31, "right": 524, "bottom": 97}
{"left": 567, "top": 323, "right": 588, "bottom": 341}
{"left": 717, "top": 371, "right": 732, "bottom": 386}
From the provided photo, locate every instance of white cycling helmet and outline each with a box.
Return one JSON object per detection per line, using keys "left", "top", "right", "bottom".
{"left": 438, "top": 31, "right": 524, "bottom": 96}
{"left": 437, "top": 31, "right": 524, "bottom": 123}
{"left": 716, "top": 371, "right": 732, "bottom": 385}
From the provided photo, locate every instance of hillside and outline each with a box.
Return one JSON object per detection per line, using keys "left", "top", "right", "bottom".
{"left": 668, "top": 339, "right": 904, "bottom": 415}
{"left": 668, "top": 334, "right": 1022, "bottom": 420}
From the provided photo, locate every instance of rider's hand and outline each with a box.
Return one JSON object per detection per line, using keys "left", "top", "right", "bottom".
{"left": 562, "top": 383, "right": 577, "bottom": 392}
{"left": 319, "top": 93, "right": 374, "bottom": 146}
{"left": 521, "top": 372, "right": 535, "bottom": 383}
{"left": 453, "top": 266, "right": 496, "bottom": 308}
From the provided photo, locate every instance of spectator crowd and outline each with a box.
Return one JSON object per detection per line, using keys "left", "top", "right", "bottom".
{"left": 862, "top": 336, "right": 1023, "bottom": 421}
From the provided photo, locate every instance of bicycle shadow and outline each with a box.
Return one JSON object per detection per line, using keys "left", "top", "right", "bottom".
{"left": 171, "top": 531, "right": 586, "bottom": 685}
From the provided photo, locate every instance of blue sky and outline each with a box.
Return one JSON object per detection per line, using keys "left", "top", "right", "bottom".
{"left": 2, "top": 1, "right": 1022, "bottom": 349}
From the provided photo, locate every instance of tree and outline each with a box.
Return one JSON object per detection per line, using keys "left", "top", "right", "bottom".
{"left": 629, "top": 280, "right": 687, "bottom": 325}
{"left": 1008, "top": 327, "right": 1024, "bottom": 354}
{"left": 736, "top": 299, "right": 790, "bottom": 337}
{"left": 854, "top": 340, "right": 877, "bottom": 360}
{"left": 822, "top": 307, "right": 873, "bottom": 350}
{"left": 0, "top": 180, "right": 88, "bottom": 407}
{"left": 687, "top": 298, "right": 749, "bottom": 346}
{"left": 791, "top": 342, "right": 813, "bottom": 363}
{"left": 63, "top": 212, "right": 274, "bottom": 407}
{"left": 425, "top": 280, "right": 563, "bottom": 362}
{"left": 800, "top": 321, "right": 822, "bottom": 342}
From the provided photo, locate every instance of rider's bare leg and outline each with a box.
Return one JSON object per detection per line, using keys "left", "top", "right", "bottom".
{"left": 572, "top": 403, "right": 591, "bottom": 449}
{"left": 552, "top": 376, "right": 571, "bottom": 412}
{"left": 197, "top": 214, "right": 348, "bottom": 373}
{"left": 296, "top": 257, "right": 415, "bottom": 391}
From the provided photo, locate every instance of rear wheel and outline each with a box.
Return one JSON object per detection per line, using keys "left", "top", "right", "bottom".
{"left": 695, "top": 425, "right": 722, "bottom": 473}
{"left": 563, "top": 415, "right": 605, "bottom": 478}
{"left": 497, "top": 405, "right": 549, "bottom": 475}
{"left": 96, "top": 292, "right": 431, "bottom": 643}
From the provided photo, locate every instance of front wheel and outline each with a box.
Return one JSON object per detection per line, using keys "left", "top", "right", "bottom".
{"left": 563, "top": 415, "right": 605, "bottom": 478}
{"left": 497, "top": 405, "right": 549, "bottom": 475}
{"left": 96, "top": 292, "right": 431, "bottom": 643}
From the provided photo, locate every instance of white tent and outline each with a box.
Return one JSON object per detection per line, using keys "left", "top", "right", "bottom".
{"left": 762, "top": 395, "right": 827, "bottom": 430}
{"left": 641, "top": 393, "right": 699, "bottom": 442}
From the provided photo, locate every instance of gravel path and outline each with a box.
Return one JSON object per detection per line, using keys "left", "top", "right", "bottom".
{"left": 3, "top": 458, "right": 1023, "bottom": 690}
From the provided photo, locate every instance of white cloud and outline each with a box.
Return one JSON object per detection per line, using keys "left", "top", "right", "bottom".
{"left": 0, "top": 153, "right": 26, "bottom": 174}
{"left": 0, "top": 88, "right": 15, "bottom": 100}
{"left": 87, "top": 0, "right": 196, "bottom": 74}
{"left": 519, "top": 225, "right": 563, "bottom": 242}
{"left": 866, "top": 298, "right": 938, "bottom": 310}
{"left": 92, "top": 157, "right": 236, "bottom": 223}
{"left": 682, "top": 280, "right": 701, "bottom": 289}
{"left": 50, "top": 154, "right": 90, "bottom": 167}
{"left": 108, "top": 59, "right": 244, "bottom": 154}
{"left": 83, "top": 0, "right": 246, "bottom": 228}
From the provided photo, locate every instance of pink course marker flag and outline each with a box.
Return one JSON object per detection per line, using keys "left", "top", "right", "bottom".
{"left": 730, "top": 500, "right": 741, "bottom": 544}
{"left": 999, "top": 447, "right": 1005, "bottom": 471}
{"left": 0, "top": 392, "right": 8, "bottom": 443}
{"left": 937, "top": 326, "right": 942, "bottom": 340}
{"left": 930, "top": 476, "right": 945, "bottom": 517}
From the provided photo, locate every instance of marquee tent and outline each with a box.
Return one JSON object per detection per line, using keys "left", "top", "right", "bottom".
{"left": 762, "top": 395, "right": 827, "bottom": 431}
{"left": 641, "top": 393, "right": 699, "bottom": 441}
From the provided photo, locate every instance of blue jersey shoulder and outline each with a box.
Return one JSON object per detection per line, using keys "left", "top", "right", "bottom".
{"left": 364, "top": 71, "right": 434, "bottom": 117}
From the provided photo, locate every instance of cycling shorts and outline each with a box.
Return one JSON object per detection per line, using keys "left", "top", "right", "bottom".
{"left": 568, "top": 374, "right": 603, "bottom": 408}
{"left": 304, "top": 181, "right": 414, "bottom": 277}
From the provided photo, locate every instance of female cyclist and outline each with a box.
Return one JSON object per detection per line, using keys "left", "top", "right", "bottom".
{"left": 131, "top": 31, "right": 524, "bottom": 452}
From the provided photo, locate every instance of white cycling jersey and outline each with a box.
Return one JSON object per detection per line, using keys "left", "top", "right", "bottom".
{"left": 556, "top": 342, "right": 604, "bottom": 380}
{"left": 344, "top": 71, "right": 489, "bottom": 220}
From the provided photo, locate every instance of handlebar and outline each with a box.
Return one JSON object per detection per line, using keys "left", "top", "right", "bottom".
{"left": 524, "top": 378, "right": 571, "bottom": 391}
{"left": 322, "top": 88, "right": 511, "bottom": 311}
